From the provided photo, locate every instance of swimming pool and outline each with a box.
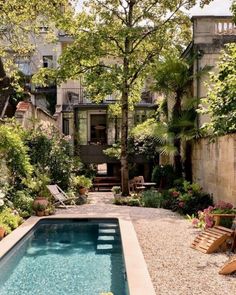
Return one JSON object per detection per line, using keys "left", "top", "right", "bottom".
{"left": 0, "top": 219, "right": 129, "bottom": 295}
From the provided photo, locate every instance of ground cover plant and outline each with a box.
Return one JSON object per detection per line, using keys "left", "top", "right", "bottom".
{"left": 113, "top": 180, "right": 213, "bottom": 218}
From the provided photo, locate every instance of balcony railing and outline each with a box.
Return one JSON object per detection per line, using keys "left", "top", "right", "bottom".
{"left": 61, "top": 88, "right": 156, "bottom": 106}
{"left": 215, "top": 20, "right": 236, "bottom": 35}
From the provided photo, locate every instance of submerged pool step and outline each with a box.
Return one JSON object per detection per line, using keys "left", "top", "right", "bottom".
{"left": 96, "top": 243, "right": 121, "bottom": 254}
{"left": 97, "top": 235, "right": 119, "bottom": 244}
{"left": 98, "top": 223, "right": 118, "bottom": 229}
{"left": 98, "top": 228, "right": 118, "bottom": 236}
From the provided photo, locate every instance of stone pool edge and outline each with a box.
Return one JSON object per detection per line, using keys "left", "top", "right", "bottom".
{"left": 0, "top": 214, "right": 156, "bottom": 295}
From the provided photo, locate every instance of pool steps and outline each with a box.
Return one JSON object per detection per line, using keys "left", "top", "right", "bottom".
{"left": 96, "top": 223, "right": 121, "bottom": 254}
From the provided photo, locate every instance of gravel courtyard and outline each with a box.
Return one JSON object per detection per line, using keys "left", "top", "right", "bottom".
{"left": 59, "top": 192, "right": 236, "bottom": 295}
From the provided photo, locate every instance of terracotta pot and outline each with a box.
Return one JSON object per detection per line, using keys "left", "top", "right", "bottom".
{"left": 0, "top": 227, "right": 5, "bottom": 240}
{"left": 33, "top": 197, "right": 48, "bottom": 209}
{"left": 78, "top": 187, "right": 87, "bottom": 195}
{"left": 36, "top": 210, "right": 45, "bottom": 217}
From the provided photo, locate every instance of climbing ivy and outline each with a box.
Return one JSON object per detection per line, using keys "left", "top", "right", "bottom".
{"left": 200, "top": 44, "right": 236, "bottom": 136}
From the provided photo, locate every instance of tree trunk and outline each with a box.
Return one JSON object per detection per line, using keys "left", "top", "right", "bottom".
{"left": 173, "top": 92, "right": 182, "bottom": 177}
{"left": 120, "top": 86, "right": 130, "bottom": 196}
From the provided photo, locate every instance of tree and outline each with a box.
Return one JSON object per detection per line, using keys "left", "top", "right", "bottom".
{"left": 37, "top": 0, "right": 212, "bottom": 195}
{"left": 151, "top": 54, "right": 208, "bottom": 179}
{"left": 200, "top": 43, "right": 236, "bottom": 136}
{"left": 0, "top": 0, "right": 73, "bottom": 107}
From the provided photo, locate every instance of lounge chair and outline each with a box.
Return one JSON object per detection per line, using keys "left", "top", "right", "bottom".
{"left": 219, "top": 255, "right": 236, "bottom": 275}
{"left": 47, "top": 185, "right": 77, "bottom": 208}
{"left": 191, "top": 214, "right": 236, "bottom": 254}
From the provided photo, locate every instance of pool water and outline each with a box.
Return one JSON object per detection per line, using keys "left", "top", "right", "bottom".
{"left": 0, "top": 219, "right": 128, "bottom": 295}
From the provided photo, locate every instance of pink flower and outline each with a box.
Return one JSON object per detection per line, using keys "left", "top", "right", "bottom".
{"left": 178, "top": 201, "right": 185, "bottom": 208}
{"left": 172, "top": 191, "right": 180, "bottom": 197}
{"left": 192, "top": 218, "right": 199, "bottom": 227}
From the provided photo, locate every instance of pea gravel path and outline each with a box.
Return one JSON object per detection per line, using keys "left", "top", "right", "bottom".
{"left": 58, "top": 192, "right": 236, "bottom": 295}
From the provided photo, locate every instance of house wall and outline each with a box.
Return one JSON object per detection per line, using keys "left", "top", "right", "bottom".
{"left": 192, "top": 134, "right": 236, "bottom": 206}
{"left": 192, "top": 16, "right": 236, "bottom": 127}
{"left": 15, "top": 101, "right": 57, "bottom": 130}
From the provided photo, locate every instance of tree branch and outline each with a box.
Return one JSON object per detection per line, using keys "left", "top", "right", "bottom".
{"left": 131, "top": 0, "right": 187, "bottom": 52}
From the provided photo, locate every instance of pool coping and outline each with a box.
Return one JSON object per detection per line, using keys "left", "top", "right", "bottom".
{"left": 0, "top": 213, "right": 156, "bottom": 295}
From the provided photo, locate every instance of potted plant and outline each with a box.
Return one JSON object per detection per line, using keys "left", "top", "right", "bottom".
{"left": 72, "top": 176, "right": 93, "bottom": 196}
{"left": 0, "top": 224, "right": 6, "bottom": 240}
{"left": 111, "top": 186, "right": 121, "bottom": 196}
{"left": 33, "top": 202, "right": 47, "bottom": 217}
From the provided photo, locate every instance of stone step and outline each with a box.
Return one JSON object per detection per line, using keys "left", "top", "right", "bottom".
{"left": 98, "top": 228, "right": 118, "bottom": 235}
{"left": 98, "top": 223, "right": 118, "bottom": 229}
{"left": 97, "top": 235, "right": 119, "bottom": 244}
{"left": 96, "top": 243, "right": 121, "bottom": 254}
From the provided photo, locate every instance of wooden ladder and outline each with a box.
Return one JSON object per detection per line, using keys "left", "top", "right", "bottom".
{"left": 191, "top": 226, "right": 234, "bottom": 254}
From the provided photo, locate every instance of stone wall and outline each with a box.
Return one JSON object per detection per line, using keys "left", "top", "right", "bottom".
{"left": 192, "top": 134, "right": 236, "bottom": 206}
{"left": 15, "top": 101, "right": 58, "bottom": 130}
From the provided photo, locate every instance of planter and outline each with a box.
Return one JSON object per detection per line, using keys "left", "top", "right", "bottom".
{"left": 0, "top": 227, "right": 5, "bottom": 240}
{"left": 36, "top": 210, "right": 45, "bottom": 217}
{"left": 78, "top": 187, "right": 87, "bottom": 196}
{"left": 33, "top": 197, "right": 49, "bottom": 216}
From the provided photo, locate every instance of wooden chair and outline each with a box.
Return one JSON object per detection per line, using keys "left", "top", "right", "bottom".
{"left": 47, "top": 185, "right": 78, "bottom": 208}
{"left": 219, "top": 255, "right": 236, "bottom": 275}
{"left": 191, "top": 215, "right": 236, "bottom": 254}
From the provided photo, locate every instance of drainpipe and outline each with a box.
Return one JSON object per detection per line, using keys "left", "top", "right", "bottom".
{"left": 196, "top": 46, "right": 204, "bottom": 129}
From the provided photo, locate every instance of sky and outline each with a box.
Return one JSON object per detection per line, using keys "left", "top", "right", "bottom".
{"left": 189, "top": 0, "right": 233, "bottom": 16}
{"left": 76, "top": 0, "right": 233, "bottom": 16}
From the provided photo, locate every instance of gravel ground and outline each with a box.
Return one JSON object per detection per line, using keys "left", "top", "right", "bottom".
{"left": 60, "top": 192, "right": 236, "bottom": 295}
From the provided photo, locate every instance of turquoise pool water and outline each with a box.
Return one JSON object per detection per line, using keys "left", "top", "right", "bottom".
{"left": 0, "top": 219, "right": 128, "bottom": 295}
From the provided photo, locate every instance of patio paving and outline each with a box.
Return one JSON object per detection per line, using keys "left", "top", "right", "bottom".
{"left": 56, "top": 191, "right": 236, "bottom": 295}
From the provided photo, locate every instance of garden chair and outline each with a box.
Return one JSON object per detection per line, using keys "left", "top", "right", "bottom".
{"left": 47, "top": 185, "right": 78, "bottom": 208}
{"left": 191, "top": 215, "right": 236, "bottom": 254}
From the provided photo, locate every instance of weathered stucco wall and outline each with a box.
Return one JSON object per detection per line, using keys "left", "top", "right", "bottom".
{"left": 192, "top": 134, "right": 236, "bottom": 206}
{"left": 15, "top": 101, "right": 57, "bottom": 130}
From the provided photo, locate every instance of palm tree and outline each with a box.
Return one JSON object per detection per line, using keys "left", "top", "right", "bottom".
{"left": 153, "top": 55, "right": 206, "bottom": 179}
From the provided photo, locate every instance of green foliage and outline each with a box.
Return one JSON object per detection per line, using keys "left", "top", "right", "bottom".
{"left": 12, "top": 190, "right": 34, "bottom": 218}
{"left": 103, "top": 144, "right": 121, "bottom": 160}
{"left": 26, "top": 124, "right": 73, "bottom": 190}
{"left": 0, "top": 208, "right": 23, "bottom": 234}
{"left": 200, "top": 43, "right": 236, "bottom": 135}
{"left": 0, "top": 122, "right": 32, "bottom": 182}
{"left": 71, "top": 175, "right": 93, "bottom": 189}
{"left": 111, "top": 186, "right": 121, "bottom": 194}
{"left": 129, "top": 119, "right": 161, "bottom": 161}
{"left": 39, "top": 0, "right": 209, "bottom": 195}
{"left": 113, "top": 196, "right": 141, "bottom": 207}
{"left": 141, "top": 190, "right": 164, "bottom": 208}
{"left": 165, "top": 181, "right": 213, "bottom": 215}
{"left": 151, "top": 165, "right": 176, "bottom": 189}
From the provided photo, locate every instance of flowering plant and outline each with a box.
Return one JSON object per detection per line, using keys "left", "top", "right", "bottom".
{"left": 188, "top": 200, "right": 236, "bottom": 229}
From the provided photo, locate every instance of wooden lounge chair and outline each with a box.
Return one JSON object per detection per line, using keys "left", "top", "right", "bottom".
{"left": 219, "top": 255, "right": 236, "bottom": 275}
{"left": 191, "top": 226, "right": 235, "bottom": 254}
{"left": 191, "top": 214, "right": 236, "bottom": 254}
{"left": 47, "top": 185, "right": 77, "bottom": 208}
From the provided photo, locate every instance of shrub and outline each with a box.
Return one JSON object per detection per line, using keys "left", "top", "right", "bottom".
{"left": 151, "top": 165, "right": 176, "bottom": 189}
{"left": 26, "top": 124, "right": 74, "bottom": 190}
{"left": 0, "top": 208, "right": 23, "bottom": 233}
{"left": 167, "top": 181, "right": 213, "bottom": 215}
{"left": 12, "top": 190, "right": 34, "bottom": 218}
{"left": 141, "top": 190, "right": 164, "bottom": 208}
{"left": 127, "top": 198, "right": 141, "bottom": 207}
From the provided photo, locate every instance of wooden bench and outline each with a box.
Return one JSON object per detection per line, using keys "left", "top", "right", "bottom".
{"left": 92, "top": 177, "right": 121, "bottom": 191}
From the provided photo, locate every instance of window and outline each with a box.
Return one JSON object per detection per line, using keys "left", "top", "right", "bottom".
{"left": 97, "top": 163, "right": 107, "bottom": 175}
{"left": 16, "top": 61, "right": 31, "bottom": 75}
{"left": 43, "top": 55, "right": 53, "bottom": 68}
{"left": 39, "top": 26, "right": 49, "bottom": 33}
{"left": 90, "top": 114, "right": 107, "bottom": 145}
{"left": 63, "top": 118, "right": 70, "bottom": 135}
